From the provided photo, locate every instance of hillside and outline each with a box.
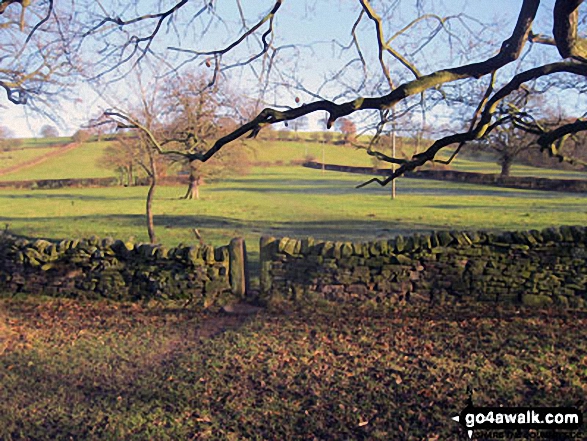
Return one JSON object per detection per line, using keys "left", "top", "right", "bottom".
{"left": 0, "top": 141, "right": 115, "bottom": 181}
{"left": 0, "top": 135, "right": 585, "bottom": 183}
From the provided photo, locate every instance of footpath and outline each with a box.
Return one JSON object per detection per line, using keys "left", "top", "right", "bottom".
{"left": 0, "top": 143, "right": 80, "bottom": 177}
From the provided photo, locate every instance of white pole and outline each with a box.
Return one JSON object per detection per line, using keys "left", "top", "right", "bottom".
{"left": 391, "top": 123, "right": 396, "bottom": 200}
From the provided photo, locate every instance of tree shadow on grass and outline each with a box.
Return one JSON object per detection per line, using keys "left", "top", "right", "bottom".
{"left": 0, "top": 213, "right": 456, "bottom": 243}
{"left": 211, "top": 176, "right": 587, "bottom": 198}
{"left": 0, "top": 302, "right": 253, "bottom": 440}
{"left": 0, "top": 192, "right": 147, "bottom": 201}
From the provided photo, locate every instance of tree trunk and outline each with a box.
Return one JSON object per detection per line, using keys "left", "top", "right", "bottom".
{"left": 183, "top": 161, "right": 201, "bottom": 200}
{"left": 128, "top": 162, "right": 134, "bottom": 186}
{"left": 184, "top": 176, "right": 200, "bottom": 200}
{"left": 500, "top": 156, "right": 513, "bottom": 178}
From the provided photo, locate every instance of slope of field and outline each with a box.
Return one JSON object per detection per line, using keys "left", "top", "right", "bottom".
{"left": 0, "top": 138, "right": 377, "bottom": 182}
{"left": 437, "top": 149, "right": 587, "bottom": 180}
{"left": 17, "top": 137, "right": 73, "bottom": 148}
{"left": 247, "top": 139, "right": 587, "bottom": 180}
{"left": 0, "top": 147, "right": 64, "bottom": 174}
{"left": 244, "top": 139, "right": 376, "bottom": 167}
{"left": 0, "top": 141, "right": 115, "bottom": 181}
{"left": 2, "top": 135, "right": 585, "bottom": 182}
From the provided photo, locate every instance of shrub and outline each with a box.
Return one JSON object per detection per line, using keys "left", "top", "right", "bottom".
{"left": 72, "top": 130, "right": 91, "bottom": 143}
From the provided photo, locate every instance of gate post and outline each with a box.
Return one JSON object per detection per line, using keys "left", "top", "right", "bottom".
{"left": 229, "top": 237, "right": 248, "bottom": 297}
{"left": 259, "top": 236, "right": 275, "bottom": 294}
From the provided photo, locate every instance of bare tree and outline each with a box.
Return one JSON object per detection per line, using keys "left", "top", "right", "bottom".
{"left": 0, "top": 125, "right": 15, "bottom": 151}
{"left": 4, "top": 1, "right": 587, "bottom": 187}
{"left": 97, "top": 135, "right": 139, "bottom": 186}
{"left": 335, "top": 118, "right": 357, "bottom": 145}
{"left": 40, "top": 124, "right": 59, "bottom": 138}
{"left": 321, "top": 131, "right": 334, "bottom": 145}
{"left": 103, "top": 75, "right": 167, "bottom": 244}
{"left": 104, "top": 73, "right": 252, "bottom": 200}
{"left": 479, "top": 125, "right": 534, "bottom": 177}
{"left": 159, "top": 74, "right": 252, "bottom": 200}
{"left": 0, "top": 0, "right": 75, "bottom": 111}
{"left": 288, "top": 116, "right": 308, "bottom": 141}
{"left": 142, "top": 137, "right": 159, "bottom": 244}
{"left": 72, "top": 129, "right": 91, "bottom": 144}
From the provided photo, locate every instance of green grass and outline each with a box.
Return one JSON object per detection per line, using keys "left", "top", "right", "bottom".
{"left": 246, "top": 138, "right": 587, "bottom": 180}
{"left": 1, "top": 166, "right": 586, "bottom": 258}
{"left": 17, "top": 137, "right": 73, "bottom": 148}
{"left": 1, "top": 296, "right": 585, "bottom": 440}
{"left": 3, "top": 136, "right": 586, "bottom": 181}
{"left": 0, "top": 147, "right": 61, "bottom": 172}
{"left": 439, "top": 149, "right": 587, "bottom": 180}
{"left": 0, "top": 142, "right": 115, "bottom": 181}
{"left": 0, "top": 138, "right": 586, "bottom": 268}
{"left": 245, "top": 139, "right": 375, "bottom": 167}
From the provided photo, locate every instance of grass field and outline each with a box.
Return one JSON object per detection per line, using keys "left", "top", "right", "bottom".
{"left": 1, "top": 166, "right": 586, "bottom": 254}
{"left": 16, "top": 137, "right": 72, "bottom": 148}
{"left": 0, "top": 147, "right": 63, "bottom": 173}
{"left": 1, "top": 137, "right": 587, "bottom": 440}
{"left": 443, "top": 153, "right": 587, "bottom": 180}
{"left": 4, "top": 135, "right": 586, "bottom": 180}
{"left": 1, "top": 296, "right": 586, "bottom": 440}
{"left": 0, "top": 142, "right": 115, "bottom": 181}
{"left": 244, "top": 139, "right": 375, "bottom": 167}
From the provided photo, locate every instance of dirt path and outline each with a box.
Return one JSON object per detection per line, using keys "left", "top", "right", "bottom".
{"left": 0, "top": 142, "right": 80, "bottom": 177}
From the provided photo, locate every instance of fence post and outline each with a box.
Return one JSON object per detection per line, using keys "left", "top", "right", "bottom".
{"left": 229, "top": 237, "right": 247, "bottom": 297}
{"left": 259, "top": 236, "right": 275, "bottom": 295}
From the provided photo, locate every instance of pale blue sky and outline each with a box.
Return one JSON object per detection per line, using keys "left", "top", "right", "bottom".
{"left": 0, "top": 0, "right": 571, "bottom": 138}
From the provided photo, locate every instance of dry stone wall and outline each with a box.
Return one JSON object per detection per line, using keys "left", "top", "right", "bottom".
{"left": 0, "top": 175, "right": 187, "bottom": 190}
{"left": 303, "top": 161, "right": 587, "bottom": 193}
{"left": 0, "top": 177, "right": 120, "bottom": 190}
{"left": 260, "top": 226, "right": 587, "bottom": 308}
{"left": 0, "top": 234, "right": 245, "bottom": 308}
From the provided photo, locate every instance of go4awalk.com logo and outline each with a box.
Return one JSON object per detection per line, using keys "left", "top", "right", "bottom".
{"left": 452, "top": 392, "right": 583, "bottom": 439}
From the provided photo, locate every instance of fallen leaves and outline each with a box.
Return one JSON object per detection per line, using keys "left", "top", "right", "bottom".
{"left": 1, "top": 298, "right": 587, "bottom": 439}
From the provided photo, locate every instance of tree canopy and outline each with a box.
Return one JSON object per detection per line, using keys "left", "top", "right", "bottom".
{"left": 2, "top": 0, "right": 587, "bottom": 184}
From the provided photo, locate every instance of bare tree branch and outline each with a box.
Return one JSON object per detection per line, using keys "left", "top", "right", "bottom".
{"left": 553, "top": 0, "right": 587, "bottom": 61}
{"left": 537, "top": 119, "right": 587, "bottom": 164}
{"left": 191, "top": 0, "right": 540, "bottom": 165}
{"left": 168, "top": 1, "right": 282, "bottom": 60}
{"left": 24, "top": 0, "right": 53, "bottom": 44}
{"left": 358, "top": 61, "right": 587, "bottom": 187}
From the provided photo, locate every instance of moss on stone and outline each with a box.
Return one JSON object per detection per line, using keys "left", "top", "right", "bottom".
{"left": 521, "top": 294, "right": 553, "bottom": 307}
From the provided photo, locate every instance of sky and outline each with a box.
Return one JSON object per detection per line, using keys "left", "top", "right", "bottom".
{"left": 0, "top": 0, "right": 568, "bottom": 138}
